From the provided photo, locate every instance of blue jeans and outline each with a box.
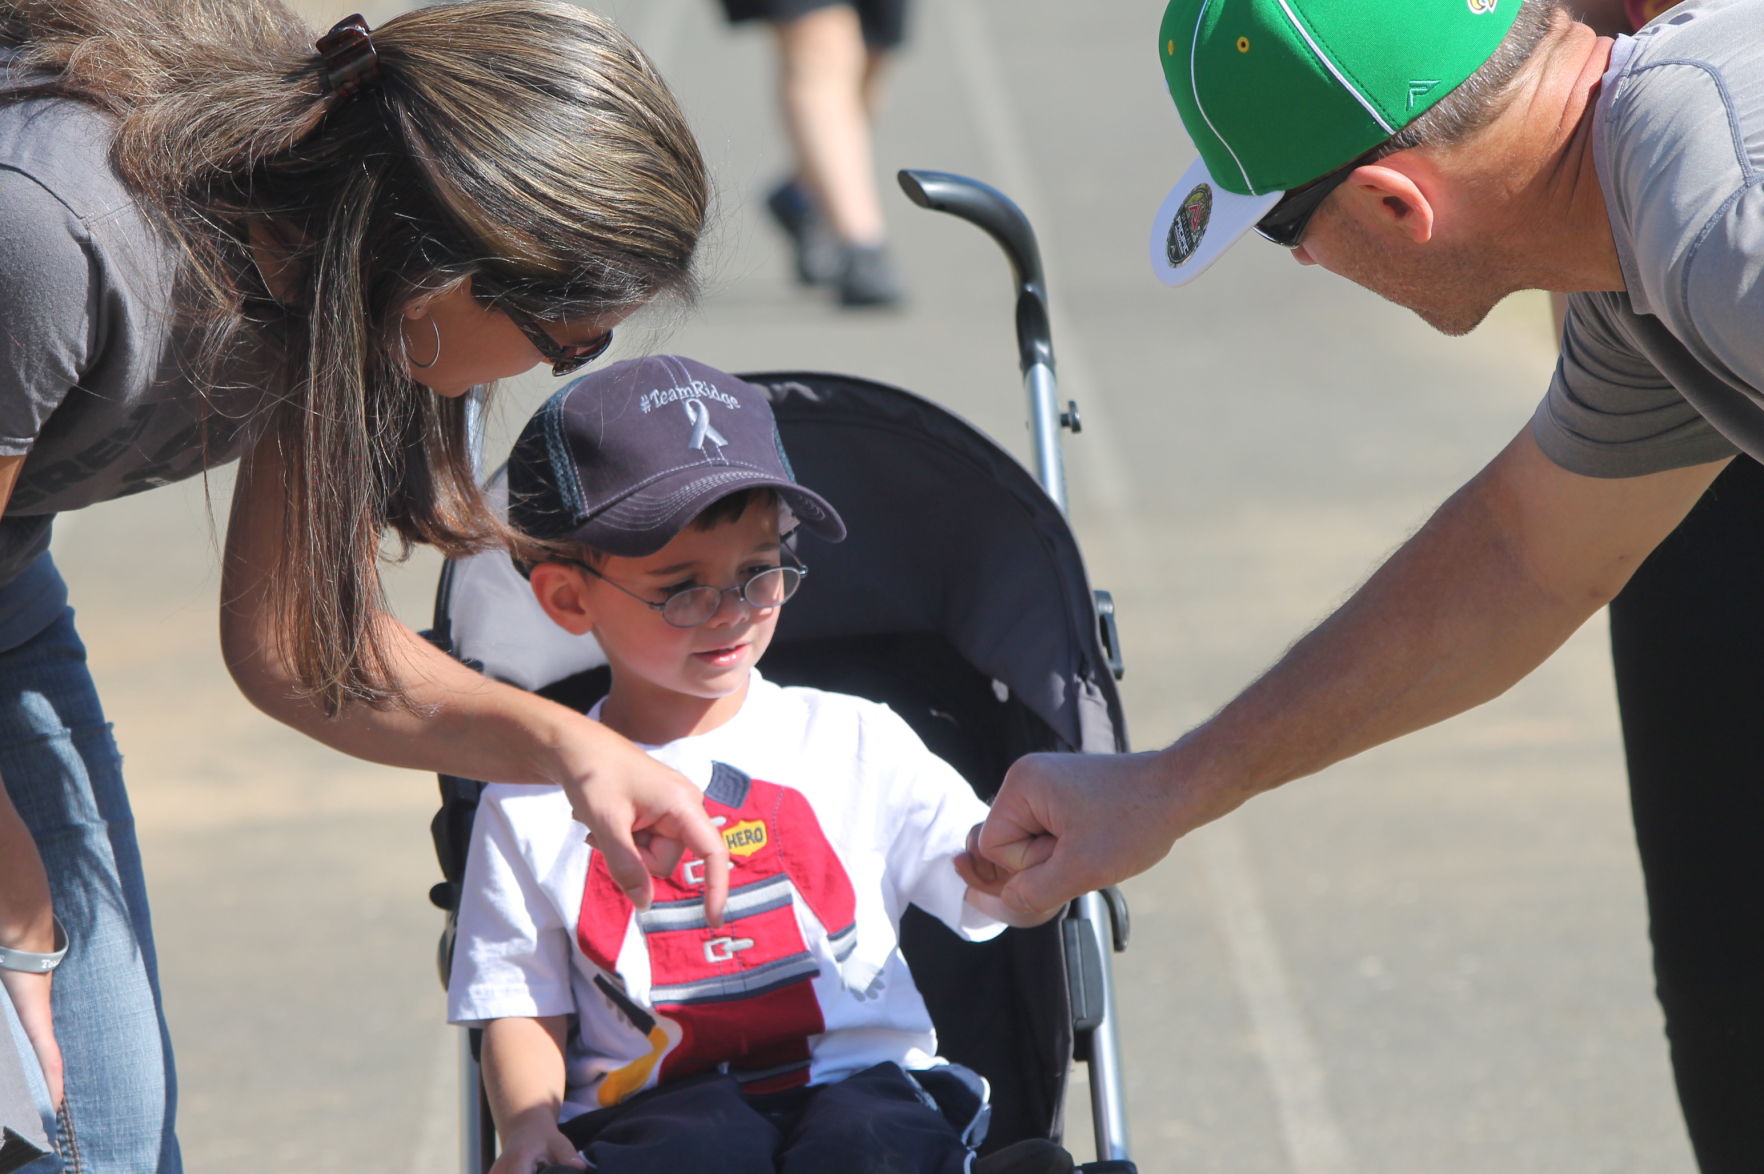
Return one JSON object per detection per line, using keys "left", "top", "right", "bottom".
{"left": 1, "top": 555, "right": 180, "bottom": 1174}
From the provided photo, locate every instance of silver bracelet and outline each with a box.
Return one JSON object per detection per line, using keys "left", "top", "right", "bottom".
{"left": 0, "top": 917, "right": 68, "bottom": 974}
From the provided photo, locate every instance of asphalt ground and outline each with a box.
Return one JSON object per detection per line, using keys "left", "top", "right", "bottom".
{"left": 58, "top": 1, "right": 1697, "bottom": 1170}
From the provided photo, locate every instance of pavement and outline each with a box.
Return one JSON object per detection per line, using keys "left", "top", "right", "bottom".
{"left": 63, "top": 0, "right": 1696, "bottom": 1170}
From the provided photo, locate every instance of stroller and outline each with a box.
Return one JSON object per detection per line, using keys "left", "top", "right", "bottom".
{"left": 425, "top": 172, "right": 1137, "bottom": 1174}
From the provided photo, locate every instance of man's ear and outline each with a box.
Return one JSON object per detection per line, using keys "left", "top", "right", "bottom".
{"left": 529, "top": 562, "right": 597, "bottom": 635}
{"left": 1340, "top": 162, "right": 1437, "bottom": 245}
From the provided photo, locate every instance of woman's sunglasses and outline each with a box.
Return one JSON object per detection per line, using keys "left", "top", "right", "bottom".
{"left": 502, "top": 305, "right": 615, "bottom": 377}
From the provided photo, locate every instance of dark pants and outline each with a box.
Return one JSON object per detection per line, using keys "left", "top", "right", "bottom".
{"left": 561, "top": 1064, "right": 969, "bottom": 1173}
{"left": 1608, "top": 455, "right": 1764, "bottom": 1173}
{"left": 715, "top": 0, "right": 910, "bottom": 50}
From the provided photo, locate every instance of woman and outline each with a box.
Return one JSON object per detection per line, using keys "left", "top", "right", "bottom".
{"left": 0, "top": 2, "right": 725, "bottom": 1169}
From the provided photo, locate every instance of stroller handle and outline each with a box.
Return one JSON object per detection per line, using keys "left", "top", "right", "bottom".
{"left": 898, "top": 169, "right": 1071, "bottom": 514}
{"left": 897, "top": 169, "right": 1054, "bottom": 378}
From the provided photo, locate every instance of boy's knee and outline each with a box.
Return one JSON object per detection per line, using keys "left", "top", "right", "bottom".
{"left": 590, "top": 1125, "right": 775, "bottom": 1174}
{"left": 586, "top": 1078, "right": 780, "bottom": 1173}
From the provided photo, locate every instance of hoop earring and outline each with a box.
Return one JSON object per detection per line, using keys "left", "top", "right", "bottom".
{"left": 407, "top": 317, "right": 442, "bottom": 370}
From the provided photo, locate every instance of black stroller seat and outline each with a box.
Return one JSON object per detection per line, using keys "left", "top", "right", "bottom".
{"left": 428, "top": 172, "right": 1137, "bottom": 1173}
{"left": 429, "top": 374, "right": 1135, "bottom": 1171}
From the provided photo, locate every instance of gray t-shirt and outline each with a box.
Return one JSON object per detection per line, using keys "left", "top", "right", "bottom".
{"left": 1530, "top": 0, "right": 1764, "bottom": 477}
{"left": 0, "top": 55, "right": 273, "bottom": 586}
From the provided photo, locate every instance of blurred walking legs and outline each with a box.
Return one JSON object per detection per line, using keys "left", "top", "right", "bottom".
{"left": 759, "top": 1, "right": 905, "bottom": 308}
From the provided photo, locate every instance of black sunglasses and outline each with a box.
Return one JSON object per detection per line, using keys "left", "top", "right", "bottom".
{"left": 1253, "top": 153, "right": 1373, "bottom": 249}
{"left": 502, "top": 305, "right": 614, "bottom": 377}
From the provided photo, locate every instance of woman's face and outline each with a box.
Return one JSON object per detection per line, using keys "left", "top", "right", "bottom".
{"left": 401, "top": 277, "right": 626, "bottom": 397}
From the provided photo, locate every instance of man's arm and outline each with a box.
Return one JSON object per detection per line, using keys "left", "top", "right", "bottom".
{"left": 978, "top": 426, "right": 1729, "bottom": 914}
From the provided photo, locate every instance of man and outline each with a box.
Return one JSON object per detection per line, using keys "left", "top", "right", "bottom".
{"left": 973, "top": 0, "right": 1764, "bottom": 1168}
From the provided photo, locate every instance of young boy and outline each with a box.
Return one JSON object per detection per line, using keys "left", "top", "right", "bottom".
{"left": 448, "top": 355, "right": 1055, "bottom": 1174}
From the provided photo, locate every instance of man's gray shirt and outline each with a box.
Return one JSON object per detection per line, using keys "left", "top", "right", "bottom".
{"left": 1532, "top": 0, "right": 1764, "bottom": 477}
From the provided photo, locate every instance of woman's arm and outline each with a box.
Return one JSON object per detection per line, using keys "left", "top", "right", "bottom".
{"left": 219, "top": 433, "right": 729, "bottom": 920}
{"left": 481, "top": 1015, "right": 587, "bottom": 1174}
{"left": 0, "top": 786, "right": 62, "bottom": 1111}
{"left": 0, "top": 453, "right": 64, "bottom": 1107}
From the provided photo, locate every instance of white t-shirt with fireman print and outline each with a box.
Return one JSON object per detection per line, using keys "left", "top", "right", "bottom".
{"left": 447, "top": 672, "right": 1003, "bottom": 1124}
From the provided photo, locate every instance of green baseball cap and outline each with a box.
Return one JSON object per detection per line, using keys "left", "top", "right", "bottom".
{"left": 1150, "top": 0, "right": 1519, "bottom": 285}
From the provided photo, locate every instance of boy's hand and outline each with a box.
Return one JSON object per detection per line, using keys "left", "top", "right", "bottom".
{"left": 488, "top": 1126, "right": 586, "bottom": 1174}
{"left": 956, "top": 823, "right": 1060, "bottom": 927}
{"left": 955, "top": 823, "right": 1020, "bottom": 896}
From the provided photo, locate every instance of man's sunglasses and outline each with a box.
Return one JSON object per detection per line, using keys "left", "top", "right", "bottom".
{"left": 1253, "top": 152, "right": 1374, "bottom": 249}
{"left": 502, "top": 305, "right": 614, "bottom": 377}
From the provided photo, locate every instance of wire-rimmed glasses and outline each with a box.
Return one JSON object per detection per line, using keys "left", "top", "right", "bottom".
{"left": 573, "top": 557, "right": 808, "bottom": 628}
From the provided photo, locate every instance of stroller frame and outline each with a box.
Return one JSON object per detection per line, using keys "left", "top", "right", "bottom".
{"left": 429, "top": 172, "right": 1136, "bottom": 1173}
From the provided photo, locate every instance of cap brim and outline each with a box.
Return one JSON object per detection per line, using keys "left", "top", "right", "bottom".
{"left": 577, "top": 471, "right": 846, "bottom": 558}
{"left": 1148, "top": 155, "right": 1284, "bottom": 287}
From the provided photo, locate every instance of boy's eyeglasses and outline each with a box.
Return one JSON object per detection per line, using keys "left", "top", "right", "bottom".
{"left": 1253, "top": 153, "right": 1369, "bottom": 249}
{"left": 502, "top": 305, "right": 614, "bottom": 377}
{"left": 571, "top": 558, "right": 808, "bottom": 628}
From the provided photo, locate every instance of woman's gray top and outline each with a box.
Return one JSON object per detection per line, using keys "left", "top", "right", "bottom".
{"left": 1, "top": 51, "right": 274, "bottom": 595}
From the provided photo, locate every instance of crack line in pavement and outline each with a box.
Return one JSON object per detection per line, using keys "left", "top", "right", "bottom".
{"left": 1199, "top": 821, "right": 1355, "bottom": 1173}
{"left": 408, "top": 1027, "right": 458, "bottom": 1174}
{"left": 943, "top": 5, "right": 1357, "bottom": 1169}
{"left": 941, "top": 0, "right": 1133, "bottom": 517}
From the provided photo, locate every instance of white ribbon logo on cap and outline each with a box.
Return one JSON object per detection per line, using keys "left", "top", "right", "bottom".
{"left": 683, "top": 398, "right": 729, "bottom": 460}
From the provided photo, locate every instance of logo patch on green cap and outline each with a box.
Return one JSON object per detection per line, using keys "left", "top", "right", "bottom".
{"left": 1166, "top": 183, "right": 1214, "bottom": 268}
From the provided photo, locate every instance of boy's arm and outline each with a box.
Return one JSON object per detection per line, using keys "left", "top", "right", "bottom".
{"left": 449, "top": 789, "right": 589, "bottom": 1174}
{"left": 863, "top": 707, "right": 1041, "bottom": 934}
{"left": 481, "top": 1015, "right": 588, "bottom": 1174}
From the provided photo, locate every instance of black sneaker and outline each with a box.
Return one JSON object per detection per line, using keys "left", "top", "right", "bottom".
{"left": 764, "top": 179, "right": 837, "bottom": 286}
{"left": 974, "top": 1139, "right": 1077, "bottom": 1174}
{"left": 836, "top": 243, "right": 903, "bottom": 309}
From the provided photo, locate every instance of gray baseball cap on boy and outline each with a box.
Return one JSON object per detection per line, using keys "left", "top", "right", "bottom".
{"left": 506, "top": 354, "right": 846, "bottom": 557}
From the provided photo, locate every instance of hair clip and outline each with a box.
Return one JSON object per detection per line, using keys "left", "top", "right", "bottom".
{"left": 316, "top": 13, "right": 382, "bottom": 101}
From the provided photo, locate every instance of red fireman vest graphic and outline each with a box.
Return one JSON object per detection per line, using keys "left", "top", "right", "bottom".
{"left": 577, "top": 762, "right": 858, "bottom": 1102}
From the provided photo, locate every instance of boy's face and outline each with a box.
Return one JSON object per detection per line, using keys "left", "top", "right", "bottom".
{"left": 578, "top": 501, "right": 787, "bottom": 724}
